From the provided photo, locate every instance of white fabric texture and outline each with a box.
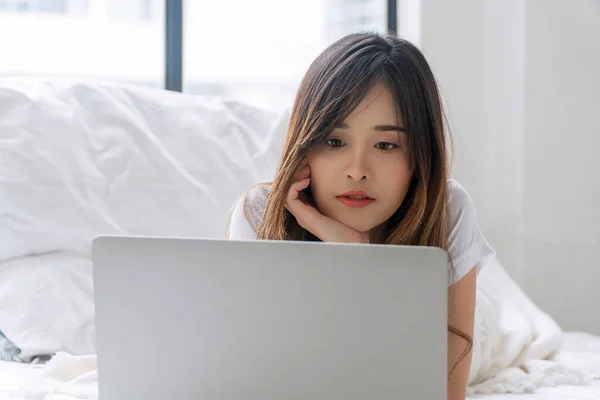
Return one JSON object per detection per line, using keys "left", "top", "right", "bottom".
{"left": 0, "top": 77, "right": 281, "bottom": 263}
{"left": 228, "top": 179, "right": 496, "bottom": 286}
{"left": 1, "top": 332, "right": 600, "bottom": 400}
{"left": 0, "top": 77, "right": 286, "bottom": 359}
{"left": 446, "top": 179, "right": 496, "bottom": 284}
{"left": 0, "top": 352, "right": 97, "bottom": 399}
{"left": 0, "top": 252, "right": 95, "bottom": 362}
{"left": 467, "top": 260, "right": 600, "bottom": 394}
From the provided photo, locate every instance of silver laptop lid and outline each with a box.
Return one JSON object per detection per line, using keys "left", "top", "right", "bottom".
{"left": 93, "top": 236, "right": 447, "bottom": 400}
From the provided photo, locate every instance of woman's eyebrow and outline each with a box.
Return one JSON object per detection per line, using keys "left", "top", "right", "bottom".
{"left": 334, "top": 122, "right": 406, "bottom": 132}
{"left": 374, "top": 124, "right": 406, "bottom": 132}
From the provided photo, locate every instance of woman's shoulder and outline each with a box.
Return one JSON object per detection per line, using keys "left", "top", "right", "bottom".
{"left": 445, "top": 179, "right": 495, "bottom": 284}
{"left": 446, "top": 178, "right": 480, "bottom": 239}
{"left": 243, "top": 183, "right": 271, "bottom": 209}
{"left": 446, "top": 178, "right": 484, "bottom": 229}
{"left": 228, "top": 184, "right": 271, "bottom": 239}
{"left": 447, "top": 179, "right": 473, "bottom": 212}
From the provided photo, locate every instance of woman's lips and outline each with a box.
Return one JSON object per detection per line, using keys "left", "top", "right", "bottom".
{"left": 336, "top": 191, "right": 375, "bottom": 208}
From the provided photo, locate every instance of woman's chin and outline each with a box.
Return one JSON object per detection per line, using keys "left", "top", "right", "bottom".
{"left": 319, "top": 208, "right": 379, "bottom": 233}
{"left": 337, "top": 219, "right": 377, "bottom": 234}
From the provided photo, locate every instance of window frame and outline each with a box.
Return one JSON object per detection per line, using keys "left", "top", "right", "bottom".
{"left": 163, "top": 0, "right": 398, "bottom": 92}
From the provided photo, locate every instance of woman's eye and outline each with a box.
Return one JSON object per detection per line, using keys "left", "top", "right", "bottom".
{"left": 375, "top": 142, "right": 397, "bottom": 151}
{"left": 325, "top": 138, "right": 344, "bottom": 148}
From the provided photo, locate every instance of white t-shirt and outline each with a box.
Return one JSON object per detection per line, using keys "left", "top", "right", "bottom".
{"left": 228, "top": 179, "right": 495, "bottom": 286}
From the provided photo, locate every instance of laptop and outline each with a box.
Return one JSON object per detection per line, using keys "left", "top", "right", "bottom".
{"left": 92, "top": 235, "right": 447, "bottom": 400}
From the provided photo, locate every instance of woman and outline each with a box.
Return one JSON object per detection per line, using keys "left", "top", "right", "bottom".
{"left": 228, "top": 32, "right": 495, "bottom": 399}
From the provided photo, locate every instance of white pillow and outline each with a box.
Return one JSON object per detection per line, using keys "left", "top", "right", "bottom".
{"left": 0, "top": 252, "right": 95, "bottom": 361}
{"left": 0, "top": 77, "right": 283, "bottom": 262}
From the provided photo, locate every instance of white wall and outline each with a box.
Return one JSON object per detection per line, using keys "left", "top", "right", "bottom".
{"left": 522, "top": 0, "right": 600, "bottom": 334}
{"left": 412, "top": 0, "right": 600, "bottom": 333}
{"left": 415, "top": 0, "right": 526, "bottom": 281}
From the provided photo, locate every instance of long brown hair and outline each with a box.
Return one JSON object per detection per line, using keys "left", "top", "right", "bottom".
{"left": 243, "top": 33, "right": 469, "bottom": 372}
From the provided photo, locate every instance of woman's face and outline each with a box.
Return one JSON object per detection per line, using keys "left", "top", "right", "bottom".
{"left": 306, "top": 82, "right": 413, "bottom": 235}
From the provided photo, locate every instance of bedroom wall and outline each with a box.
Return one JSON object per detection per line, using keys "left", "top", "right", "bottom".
{"left": 408, "top": 0, "right": 600, "bottom": 333}
{"left": 521, "top": 0, "right": 600, "bottom": 334}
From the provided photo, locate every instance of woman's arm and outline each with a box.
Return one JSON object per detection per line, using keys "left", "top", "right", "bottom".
{"left": 447, "top": 267, "right": 476, "bottom": 400}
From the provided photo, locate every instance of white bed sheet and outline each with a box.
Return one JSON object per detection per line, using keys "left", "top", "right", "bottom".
{"left": 0, "top": 332, "right": 599, "bottom": 400}
{"left": 467, "top": 332, "right": 600, "bottom": 399}
{"left": 0, "top": 360, "right": 44, "bottom": 393}
{"left": 469, "top": 383, "right": 600, "bottom": 400}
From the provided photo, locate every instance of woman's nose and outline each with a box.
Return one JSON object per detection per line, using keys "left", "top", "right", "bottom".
{"left": 345, "top": 152, "right": 369, "bottom": 181}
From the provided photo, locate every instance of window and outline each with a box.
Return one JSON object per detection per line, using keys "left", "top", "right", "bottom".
{"left": 183, "top": 0, "right": 387, "bottom": 111}
{"left": 0, "top": 0, "right": 80, "bottom": 14}
{"left": 1, "top": 0, "right": 395, "bottom": 99}
{"left": 0, "top": 0, "right": 165, "bottom": 88}
{"left": 326, "top": 0, "right": 387, "bottom": 42}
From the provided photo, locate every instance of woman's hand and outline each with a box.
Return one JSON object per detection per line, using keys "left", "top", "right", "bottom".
{"left": 285, "top": 158, "right": 369, "bottom": 244}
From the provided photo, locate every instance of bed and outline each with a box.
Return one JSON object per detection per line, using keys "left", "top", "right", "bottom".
{"left": 0, "top": 78, "right": 598, "bottom": 399}
{"left": 468, "top": 332, "right": 600, "bottom": 399}
{"left": 1, "top": 332, "right": 599, "bottom": 399}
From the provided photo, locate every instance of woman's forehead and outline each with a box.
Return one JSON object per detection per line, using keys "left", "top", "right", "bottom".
{"left": 343, "top": 83, "right": 404, "bottom": 126}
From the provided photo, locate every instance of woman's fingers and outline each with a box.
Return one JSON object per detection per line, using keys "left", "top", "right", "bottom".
{"left": 284, "top": 174, "right": 368, "bottom": 244}
{"left": 287, "top": 178, "right": 311, "bottom": 203}
{"left": 286, "top": 158, "right": 334, "bottom": 237}
{"left": 293, "top": 164, "right": 310, "bottom": 182}
{"left": 286, "top": 177, "right": 318, "bottom": 227}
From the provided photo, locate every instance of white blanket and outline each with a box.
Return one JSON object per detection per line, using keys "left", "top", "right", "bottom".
{"left": 1, "top": 353, "right": 97, "bottom": 399}
{"left": 2, "top": 342, "right": 600, "bottom": 399}
{"left": 2, "top": 262, "right": 600, "bottom": 399}
{"left": 468, "top": 261, "right": 600, "bottom": 394}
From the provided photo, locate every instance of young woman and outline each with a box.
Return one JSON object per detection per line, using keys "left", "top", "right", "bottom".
{"left": 228, "top": 32, "right": 495, "bottom": 399}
